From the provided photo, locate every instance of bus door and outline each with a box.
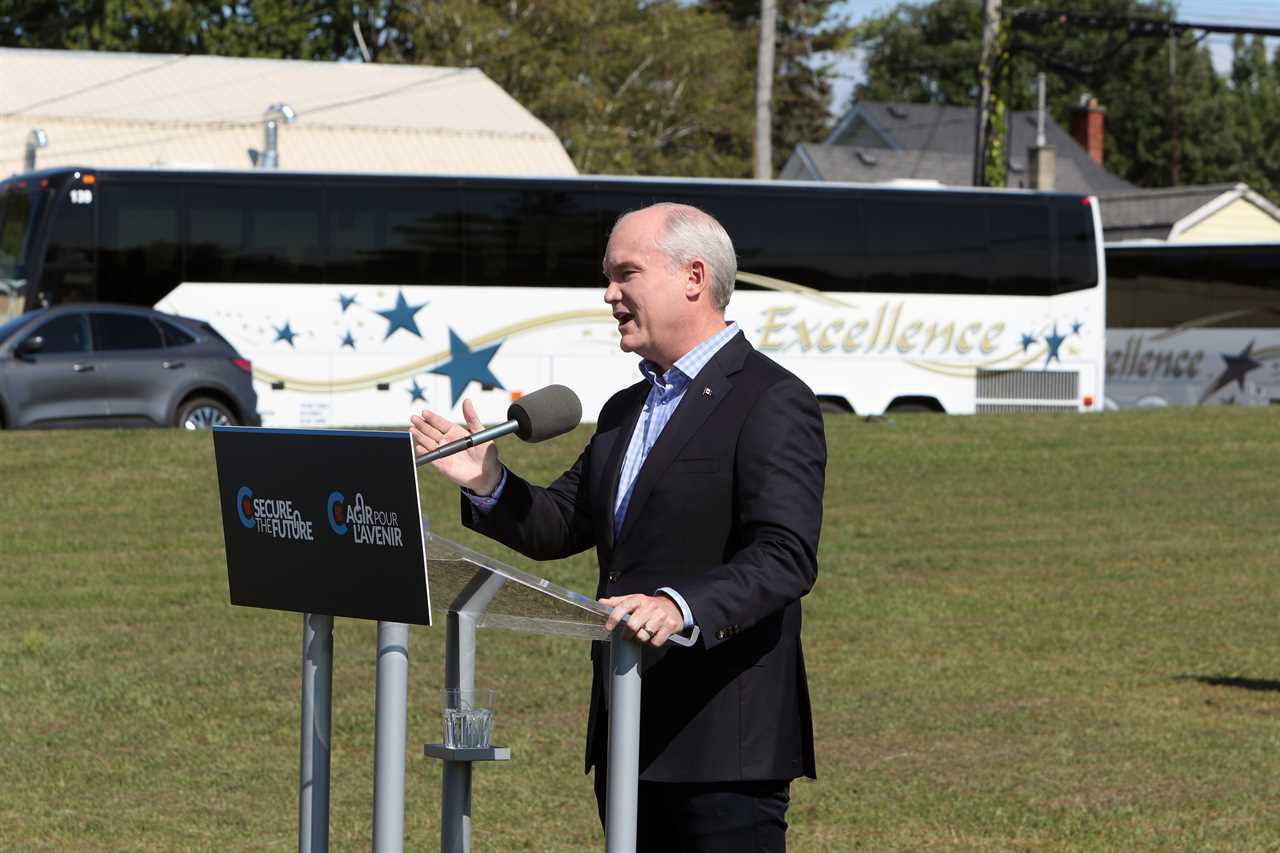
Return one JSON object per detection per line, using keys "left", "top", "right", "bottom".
{"left": 38, "top": 180, "right": 98, "bottom": 307}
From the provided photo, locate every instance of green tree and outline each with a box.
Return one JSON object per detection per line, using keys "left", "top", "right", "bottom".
{"left": 850, "top": 0, "right": 1274, "bottom": 196}
{"left": 1224, "top": 35, "right": 1280, "bottom": 199}
{"left": 0, "top": 0, "right": 362, "bottom": 59}
{"left": 383, "top": 0, "right": 755, "bottom": 177}
{"left": 854, "top": 0, "right": 984, "bottom": 105}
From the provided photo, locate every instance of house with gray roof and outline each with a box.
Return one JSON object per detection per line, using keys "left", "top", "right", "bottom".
{"left": 783, "top": 100, "right": 1280, "bottom": 244}
{"left": 782, "top": 101, "right": 1134, "bottom": 195}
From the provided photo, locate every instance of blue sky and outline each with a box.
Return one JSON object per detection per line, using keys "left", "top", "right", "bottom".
{"left": 826, "top": 0, "right": 1280, "bottom": 115}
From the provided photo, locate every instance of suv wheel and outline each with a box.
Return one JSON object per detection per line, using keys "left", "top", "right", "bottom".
{"left": 176, "top": 397, "right": 237, "bottom": 430}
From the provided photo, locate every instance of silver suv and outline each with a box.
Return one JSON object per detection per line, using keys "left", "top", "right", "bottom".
{"left": 0, "top": 304, "right": 260, "bottom": 429}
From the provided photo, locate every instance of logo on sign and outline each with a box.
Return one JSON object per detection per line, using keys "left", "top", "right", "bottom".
{"left": 235, "top": 485, "right": 315, "bottom": 542}
{"left": 236, "top": 486, "right": 256, "bottom": 529}
{"left": 327, "top": 491, "right": 348, "bottom": 535}
{"left": 325, "top": 491, "right": 404, "bottom": 547}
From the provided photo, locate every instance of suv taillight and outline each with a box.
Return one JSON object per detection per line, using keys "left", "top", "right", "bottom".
{"left": 232, "top": 358, "right": 252, "bottom": 374}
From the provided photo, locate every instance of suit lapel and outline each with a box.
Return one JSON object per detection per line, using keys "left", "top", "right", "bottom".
{"left": 615, "top": 334, "right": 749, "bottom": 544}
{"left": 595, "top": 382, "right": 648, "bottom": 550}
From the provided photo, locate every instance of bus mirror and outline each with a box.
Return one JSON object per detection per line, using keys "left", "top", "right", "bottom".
{"left": 16, "top": 335, "right": 44, "bottom": 357}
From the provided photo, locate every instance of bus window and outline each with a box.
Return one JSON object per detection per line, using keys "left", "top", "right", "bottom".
{"left": 462, "top": 188, "right": 600, "bottom": 286}
{"left": 1114, "top": 272, "right": 1210, "bottom": 328}
{"left": 187, "top": 185, "right": 321, "bottom": 283}
{"left": 684, "top": 190, "right": 863, "bottom": 293}
{"left": 42, "top": 190, "right": 96, "bottom": 303}
{"left": 988, "top": 202, "right": 1052, "bottom": 295}
{"left": 1053, "top": 203, "right": 1097, "bottom": 293}
{"left": 326, "top": 186, "right": 463, "bottom": 285}
{"left": 1107, "top": 247, "right": 1280, "bottom": 329}
{"left": 0, "top": 182, "right": 47, "bottom": 316}
{"left": 587, "top": 188, "right": 864, "bottom": 293}
{"left": 99, "top": 182, "right": 181, "bottom": 306}
{"left": 864, "top": 198, "right": 989, "bottom": 294}
{"left": 1201, "top": 251, "right": 1280, "bottom": 326}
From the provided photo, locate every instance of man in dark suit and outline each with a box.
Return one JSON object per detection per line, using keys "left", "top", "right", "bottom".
{"left": 411, "top": 203, "right": 826, "bottom": 852}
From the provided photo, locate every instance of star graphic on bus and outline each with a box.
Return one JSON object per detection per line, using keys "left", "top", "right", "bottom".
{"left": 1072, "top": 319, "right": 1084, "bottom": 335}
{"left": 1043, "top": 323, "right": 1065, "bottom": 366}
{"left": 376, "top": 290, "right": 428, "bottom": 339}
{"left": 406, "top": 378, "right": 428, "bottom": 404}
{"left": 340, "top": 331, "right": 356, "bottom": 349}
{"left": 338, "top": 293, "right": 358, "bottom": 313}
{"left": 1020, "top": 332, "right": 1036, "bottom": 352}
{"left": 430, "top": 329, "right": 505, "bottom": 405}
{"left": 273, "top": 321, "right": 298, "bottom": 346}
{"left": 1199, "top": 340, "right": 1262, "bottom": 403}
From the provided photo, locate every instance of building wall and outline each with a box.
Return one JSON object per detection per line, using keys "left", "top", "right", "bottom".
{"left": 1173, "top": 198, "right": 1280, "bottom": 243}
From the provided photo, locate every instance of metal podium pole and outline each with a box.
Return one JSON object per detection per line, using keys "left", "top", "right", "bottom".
{"left": 605, "top": 630, "right": 641, "bottom": 853}
{"left": 439, "top": 574, "right": 507, "bottom": 853}
{"left": 373, "top": 621, "right": 410, "bottom": 853}
{"left": 299, "top": 612, "right": 334, "bottom": 853}
{"left": 440, "top": 611, "right": 476, "bottom": 853}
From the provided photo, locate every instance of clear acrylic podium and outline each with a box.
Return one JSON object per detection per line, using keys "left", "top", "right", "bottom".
{"left": 417, "top": 523, "right": 675, "bottom": 853}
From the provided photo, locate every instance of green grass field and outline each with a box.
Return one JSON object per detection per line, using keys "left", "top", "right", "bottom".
{"left": 1, "top": 408, "right": 1277, "bottom": 852}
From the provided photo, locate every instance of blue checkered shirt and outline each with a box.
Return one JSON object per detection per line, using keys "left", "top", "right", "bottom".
{"left": 613, "top": 322, "right": 740, "bottom": 629}
{"left": 613, "top": 322, "right": 740, "bottom": 533}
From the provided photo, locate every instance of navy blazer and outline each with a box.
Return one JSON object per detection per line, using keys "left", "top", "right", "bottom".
{"left": 463, "top": 332, "right": 826, "bottom": 783}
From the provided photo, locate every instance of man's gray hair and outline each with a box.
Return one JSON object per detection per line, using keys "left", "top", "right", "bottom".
{"left": 617, "top": 203, "right": 737, "bottom": 310}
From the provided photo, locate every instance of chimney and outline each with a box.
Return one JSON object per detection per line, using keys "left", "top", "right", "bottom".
{"left": 1071, "top": 95, "right": 1105, "bottom": 166}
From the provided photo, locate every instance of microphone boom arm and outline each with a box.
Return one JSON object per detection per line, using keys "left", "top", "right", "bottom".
{"left": 415, "top": 420, "right": 520, "bottom": 466}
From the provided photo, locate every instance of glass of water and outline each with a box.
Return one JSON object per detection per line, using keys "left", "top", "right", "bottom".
{"left": 441, "top": 687, "right": 497, "bottom": 749}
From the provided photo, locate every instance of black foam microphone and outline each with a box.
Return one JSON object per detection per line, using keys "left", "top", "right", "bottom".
{"left": 415, "top": 384, "right": 582, "bottom": 466}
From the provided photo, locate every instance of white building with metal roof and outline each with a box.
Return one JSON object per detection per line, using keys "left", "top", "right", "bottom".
{"left": 0, "top": 47, "right": 577, "bottom": 177}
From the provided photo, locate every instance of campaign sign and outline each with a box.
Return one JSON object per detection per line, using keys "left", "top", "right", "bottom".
{"left": 212, "top": 427, "right": 431, "bottom": 625}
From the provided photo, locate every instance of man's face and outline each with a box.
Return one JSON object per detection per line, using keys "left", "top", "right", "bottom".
{"left": 602, "top": 210, "right": 688, "bottom": 367}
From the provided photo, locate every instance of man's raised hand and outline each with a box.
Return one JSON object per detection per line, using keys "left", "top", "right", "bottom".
{"left": 409, "top": 399, "right": 504, "bottom": 495}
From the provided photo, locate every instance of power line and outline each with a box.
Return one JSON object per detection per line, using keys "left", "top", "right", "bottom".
{"left": 2, "top": 54, "right": 190, "bottom": 119}
{"left": 1012, "top": 10, "right": 1280, "bottom": 39}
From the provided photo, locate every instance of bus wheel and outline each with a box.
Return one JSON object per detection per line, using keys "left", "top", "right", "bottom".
{"left": 176, "top": 397, "right": 238, "bottom": 430}
{"left": 818, "top": 397, "right": 852, "bottom": 416}
{"left": 886, "top": 397, "right": 943, "bottom": 414}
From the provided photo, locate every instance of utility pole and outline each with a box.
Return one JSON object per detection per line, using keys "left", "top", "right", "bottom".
{"left": 755, "top": 0, "right": 777, "bottom": 180}
{"left": 1168, "top": 31, "right": 1181, "bottom": 184}
{"left": 974, "top": 0, "right": 1002, "bottom": 185}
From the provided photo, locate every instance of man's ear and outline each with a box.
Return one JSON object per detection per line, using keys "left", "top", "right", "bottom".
{"left": 685, "top": 259, "right": 709, "bottom": 300}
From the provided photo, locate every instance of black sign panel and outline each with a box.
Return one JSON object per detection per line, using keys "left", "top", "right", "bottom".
{"left": 212, "top": 427, "right": 431, "bottom": 625}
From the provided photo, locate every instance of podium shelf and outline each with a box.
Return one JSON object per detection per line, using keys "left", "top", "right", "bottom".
{"left": 424, "top": 744, "right": 512, "bottom": 762}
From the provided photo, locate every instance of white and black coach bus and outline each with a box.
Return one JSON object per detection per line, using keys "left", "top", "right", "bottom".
{"left": 1, "top": 167, "right": 1106, "bottom": 425}
{"left": 1105, "top": 241, "right": 1279, "bottom": 408}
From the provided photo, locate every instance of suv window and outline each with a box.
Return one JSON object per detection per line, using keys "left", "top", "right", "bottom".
{"left": 29, "top": 313, "right": 89, "bottom": 353}
{"left": 92, "top": 313, "right": 163, "bottom": 351}
{"left": 157, "top": 319, "right": 196, "bottom": 347}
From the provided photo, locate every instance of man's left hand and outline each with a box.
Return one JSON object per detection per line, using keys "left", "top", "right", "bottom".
{"left": 601, "top": 594, "right": 684, "bottom": 647}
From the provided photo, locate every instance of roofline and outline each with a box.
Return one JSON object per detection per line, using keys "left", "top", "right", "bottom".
{"left": 824, "top": 104, "right": 900, "bottom": 149}
{"left": 796, "top": 145, "right": 823, "bottom": 180}
{"left": 1097, "top": 183, "right": 1239, "bottom": 201}
{"left": 1167, "top": 183, "right": 1280, "bottom": 238}
{"left": 1, "top": 163, "right": 1100, "bottom": 200}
